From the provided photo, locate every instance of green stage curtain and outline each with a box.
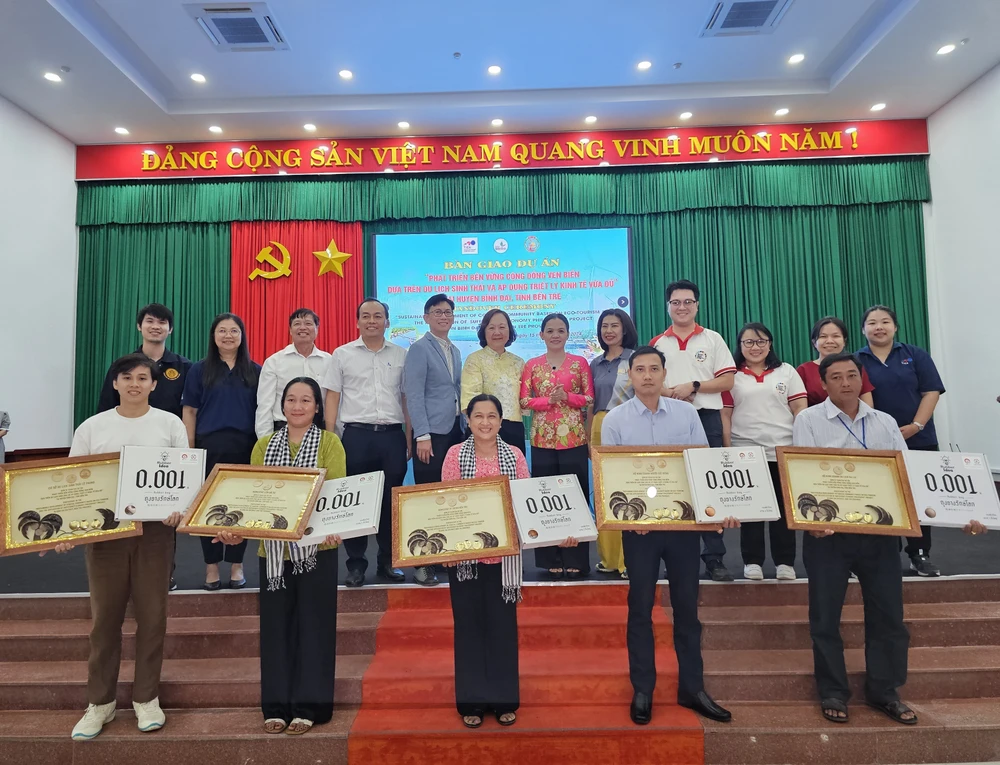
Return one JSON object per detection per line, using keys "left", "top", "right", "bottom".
{"left": 74, "top": 223, "right": 231, "bottom": 426}
{"left": 76, "top": 158, "right": 930, "bottom": 226}
{"left": 361, "top": 201, "right": 928, "bottom": 366}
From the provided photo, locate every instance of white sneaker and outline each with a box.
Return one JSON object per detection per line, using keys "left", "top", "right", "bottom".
{"left": 776, "top": 564, "right": 797, "bottom": 581}
{"left": 71, "top": 701, "right": 116, "bottom": 740}
{"left": 743, "top": 564, "right": 764, "bottom": 580}
{"left": 133, "top": 697, "right": 165, "bottom": 732}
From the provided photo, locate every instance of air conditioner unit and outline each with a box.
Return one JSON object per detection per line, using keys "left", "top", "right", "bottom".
{"left": 184, "top": 2, "right": 289, "bottom": 51}
{"left": 701, "top": 0, "right": 794, "bottom": 37}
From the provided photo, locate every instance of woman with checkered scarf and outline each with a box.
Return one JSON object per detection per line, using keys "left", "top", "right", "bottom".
{"left": 213, "top": 377, "right": 345, "bottom": 736}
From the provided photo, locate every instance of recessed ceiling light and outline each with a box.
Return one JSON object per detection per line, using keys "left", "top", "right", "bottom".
{"left": 114, "top": 127, "right": 129, "bottom": 135}
{"left": 488, "top": 65, "right": 502, "bottom": 75}
{"left": 679, "top": 111, "right": 693, "bottom": 120}
{"left": 584, "top": 115, "right": 597, "bottom": 124}
{"left": 599, "top": 161, "right": 610, "bottom": 166}
{"left": 845, "top": 127, "right": 857, "bottom": 134}
{"left": 637, "top": 60, "right": 652, "bottom": 70}
{"left": 397, "top": 121, "right": 410, "bottom": 129}
{"left": 303, "top": 123, "right": 316, "bottom": 132}
{"left": 43, "top": 72, "right": 62, "bottom": 82}
{"left": 491, "top": 118, "right": 504, "bottom": 127}
{"left": 788, "top": 53, "right": 805, "bottom": 64}
{"left": 190, "top": 73, "right": 206, "bottom": 83}
{"left": 339, "top": 69, "right": 353, "bottom": 79}
{"left": 756, "top": 131, "right": 768, "bottom": 137}
{"left": 143, "top": 149, "right": 156, "bottom": 155}
{"left": 580, "top": 137, "right": 590, "bottom": 144}
{"left": 493, "top": 141, "right": 502, "bottom": 146}
{"left": 937, "top": 44, "right": 956, "bottom": 55}
{"left": 870, "top": 102, "right": 886, "bottom": 111}
{"left": 708, "top": 157, "right": 720, "bottom": 162}
{"left": 775, "top": 107, "right": 789, "bottom": 116}
{"left": 384, "top": 167, "right": 394, "bottom": 173}
{"left": 209, "top": 125, "right": 222, "bottom": 133}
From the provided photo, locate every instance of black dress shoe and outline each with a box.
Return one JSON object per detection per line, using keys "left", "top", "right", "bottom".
{"left": 345, "top": 570, "right": 365, "bottom": 588}
{"left": 679, "top": 691, "right": 731, "bottom": 723}
{"left": 377, "top": 566, "right": 405, "bottom": 582}
{"left": 630, "top": 692, "right": 652, "bottom": 725}
{"left": 705, "top": 561, "right": 734, "bottom": 582}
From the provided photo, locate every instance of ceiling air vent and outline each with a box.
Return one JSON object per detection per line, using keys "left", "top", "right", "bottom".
{"left": 184, "top": 2, "right": 289, "bottom": 51}
{"left": 701, "top": 0, "right": 793, "bottom": 37}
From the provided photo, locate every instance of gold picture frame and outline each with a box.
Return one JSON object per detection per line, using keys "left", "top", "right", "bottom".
{"left": 592, "top": 445, "right": 721, "bottom": 532}
{"left": 391, "top": 476, "right": 519, "bottom": 568}
{"left": 776, "top": 447, "right": 921, "bottom": 537}
{"left": 1, "top": 454, "right": 142, "bottom": 557}
{"left": 177, "top": 464, "right": 326, "bottom": 541}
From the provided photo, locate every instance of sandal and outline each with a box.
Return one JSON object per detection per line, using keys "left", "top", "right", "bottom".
{"left": 565, "top": 569, "right": 584, "bottom": 580}
{"left": 462, "top": 714, "right": 483, "bottom": 729}
{"left": 285, "top": 717, "right": 313, "bottom": 735}
{"left": 544, "top": 569, "right": 565, "bottom": 580}
{"left": 820, "top": 698, "right": 849, "bottom": 723}
{"left": 496, "top": 711, "right": 516, "bottom": 726}
{"left": 264, "top": 718, "right": 287, "bottom": 734}
{"left": 866, "top": 699, "right": 918, "bottom": 725}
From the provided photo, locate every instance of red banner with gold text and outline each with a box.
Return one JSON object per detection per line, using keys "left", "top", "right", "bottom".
{"left": 76, "top": 119, "right": 927, "bottom": 180}
{"left": 230, "top": 221, "right": 363, "bottom": 363}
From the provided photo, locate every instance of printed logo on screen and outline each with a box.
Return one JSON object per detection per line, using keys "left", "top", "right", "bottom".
{"left": 493, "top": 238, "right": 509, "bottom": 254}
{"left": 694, "top": 350, "right": 708, "bottom": 362}
{"left": 524, "top": 235, "right": 540, "bottom": 253}
{"left": 462, "top": 237, "right": 478, "bottom": 255}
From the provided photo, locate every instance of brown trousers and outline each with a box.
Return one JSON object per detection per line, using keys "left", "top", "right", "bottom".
{"left": 84, "top": 521, "right": 174, "bottom": 705}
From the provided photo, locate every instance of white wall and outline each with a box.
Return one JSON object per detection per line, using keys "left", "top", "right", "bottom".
{"left": 0, "top": 95, "right": 78, "bottom": 450}
{"left": 925, "top": 62, "right": 1000, "bottom": 469}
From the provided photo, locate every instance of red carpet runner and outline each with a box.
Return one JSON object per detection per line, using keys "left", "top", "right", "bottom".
{"left": 347, "top": 583, "right": 704, "bottom": 764}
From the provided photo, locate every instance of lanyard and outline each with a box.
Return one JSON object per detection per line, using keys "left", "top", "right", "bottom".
{"left": 837, "top": 415, "right": 867, "bottom": 449}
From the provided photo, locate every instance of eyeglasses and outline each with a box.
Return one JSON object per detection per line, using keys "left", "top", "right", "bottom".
{"left": 215, "top": 328, "right": 242, "bottom": 337}
{"left": 668, "top": 299, "right": 698, "bottom": 307}
{"left": 428, "top": 310, "right": 454, "bottom": 317}
{"left": 741, "top": 339, "right": 771, "bottom": 348}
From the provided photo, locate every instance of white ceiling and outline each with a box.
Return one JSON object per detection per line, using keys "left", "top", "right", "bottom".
{"left": 0, "top": 0, "right": 998, "bottom": 145}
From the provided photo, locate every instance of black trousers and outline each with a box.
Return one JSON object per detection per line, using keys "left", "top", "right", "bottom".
{"left": 499, "top": 420, "right": 526, "bottom": 452}
{"left": 803, "top": 533, "right": 908, "bottom": 704}
{"left": 412, "top": 416, "right": 464, "bottom": 485}
{"left": 740, "top": 460, "right": 797, "bottom": 567}
{"left": 196, "top": 428, "right": 256, "bottom": 565}
{"left": 530, "top": 445, "right": 591, "bottom": 572}
{"left": 697, "top": 409, "right": 727, "bottom": 566}
{"left": 447, "top": 563, "right": 519, "bottom": 716}
{"left": 904, "top": 443, "right": 937, "bottom": 557}
{"left": 341, "top": 426, "right": 408, "bottom": 574}
{"left": 258, "top": 548, "right": 338, "bottom": 724}
{"left": 622, "top": 530, "right": 704, "bottom": 702}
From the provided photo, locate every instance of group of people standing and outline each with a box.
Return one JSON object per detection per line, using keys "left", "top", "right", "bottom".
{"left": 44, "top": 274, "right": 981, "bottom": 740}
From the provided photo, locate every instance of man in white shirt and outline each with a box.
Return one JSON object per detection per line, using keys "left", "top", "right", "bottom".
{"left": 792, "top": 352, "right": 915, "bottom": 726}
{"left": 255, "top": 308, "right": 331, "bottom": 438}
{"left": 323, "top": 299, "right": 409, "bottom": 587}
{"left": 650, "top": 279, "right": 736, "bottom": 582}
{"left": 52, "top": 354, "right": 189, "bottom": 742}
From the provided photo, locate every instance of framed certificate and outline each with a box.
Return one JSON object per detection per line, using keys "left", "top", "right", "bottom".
{"left": 116, "top": 446, "right": 206, "bottom": 521}
{"left": 1, "top": 454, "right": 142, "bottom": 557}
{"left": 177, "top": 464, "right": 326, "bottom": 541}
{"left": 903, "top": 451, "right": 1000, "bottom": 530}
{"left": 776, "top": 447, "right": 921, "bottom": 536}
{"left": 592, "top": 446, "right": 721, "bottom": 532}
{"left": 508, "top": 474, "right": 597, "bottom": 549}
{"left": 391, "top": 476, "right": 519, "bottom": 568}
{"left": 685, "top": 446, "right": 781, "bottom": 523}
{"left": 298, "top": 471, "right": 385, "bottom": 546}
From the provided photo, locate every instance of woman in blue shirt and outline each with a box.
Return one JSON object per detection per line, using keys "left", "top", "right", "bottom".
{"left": 182, "top": 313, "right": 261, "bottom": 589}
{"left": 857, "top": 304, "right": 945, "bottom": 577}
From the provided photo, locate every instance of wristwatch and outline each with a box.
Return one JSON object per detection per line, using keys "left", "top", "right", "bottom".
{"left": 912, "top": 420, "right": 924, "bottom": 431}
{"left": 692, "top": 380, "right": 701, "bottom": 392}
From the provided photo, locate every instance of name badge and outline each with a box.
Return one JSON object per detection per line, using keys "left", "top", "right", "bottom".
{"left": 509, "top": 474, "right": 597, "bottom": 548}
{"left": 116, "top": 446, "right": 206, "bottom": 521}
{"left": 298, "top": 471, "right": 384, "bottom": 545}
{"left": 904, "top": 451, "right": 1000, "bottom": 530}
{"left": 685, "top": 446, "right": 781, "bottom": 523}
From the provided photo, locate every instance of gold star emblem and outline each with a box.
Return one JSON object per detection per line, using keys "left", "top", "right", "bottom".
{"left": 313, "top": 238, "right": 353, "bottom": 277}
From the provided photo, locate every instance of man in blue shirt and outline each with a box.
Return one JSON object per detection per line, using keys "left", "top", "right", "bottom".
{"left": 602, "top": 346, "right": 734, "bottom": 725}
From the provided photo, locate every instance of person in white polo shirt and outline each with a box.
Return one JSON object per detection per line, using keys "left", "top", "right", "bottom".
{"left": 255, "top": 308, "right": 331, "bottom": 438}
{"left": 721, "top": 322, "right": 807, "bottom": 581}
{"left": 650, "top": 279, "right": 736, "bottom": 582}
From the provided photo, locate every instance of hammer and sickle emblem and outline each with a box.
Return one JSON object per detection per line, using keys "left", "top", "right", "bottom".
{"left": 248, "top": 241, "right": 292, "bottom": 281}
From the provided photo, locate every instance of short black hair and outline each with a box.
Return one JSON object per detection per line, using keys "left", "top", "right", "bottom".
{"left": 596, "top": 309, "right": 639, "bottom": 352}
{"left": 665, "top": 279, "right": 700, "bottom": 302}
{"left": 466, "top": 393, "right": 503, "bottom": 419}
{"left": 862, "top": 304, "right": 899, "bottom": 328}
{"left": 733, "top": 322, "right": 782, "bottom": 370}
{"left": 477, "top": 309, "right": 517, "bottom": 348}
{"left": 280, "top": 376, "right": 325, "bottom": 429}
{"left": 424, "top": 294, "right": 455, "bottom": 313}
{"left": 356, "top": 297, "right": 390, "bottom": 320}
{"left": 136, "top": 303, "right": 174, "bottom": 330}
{"left": 819, "top": 352, "right": 862, "bottom": 381}
{"left": 110, "top": 353, "right": 161, "bottom": 381}
{"left": 540, "top": 313, "right": 569, "bottom": 332}
{"left": 628, "top": 345, "right": 666, "bottom": 369}
{"left": 810, "top": 316, "right": 849, "bottom": 346}
{"left": 289, "top": 308, "right": 320, "bottom": 327}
